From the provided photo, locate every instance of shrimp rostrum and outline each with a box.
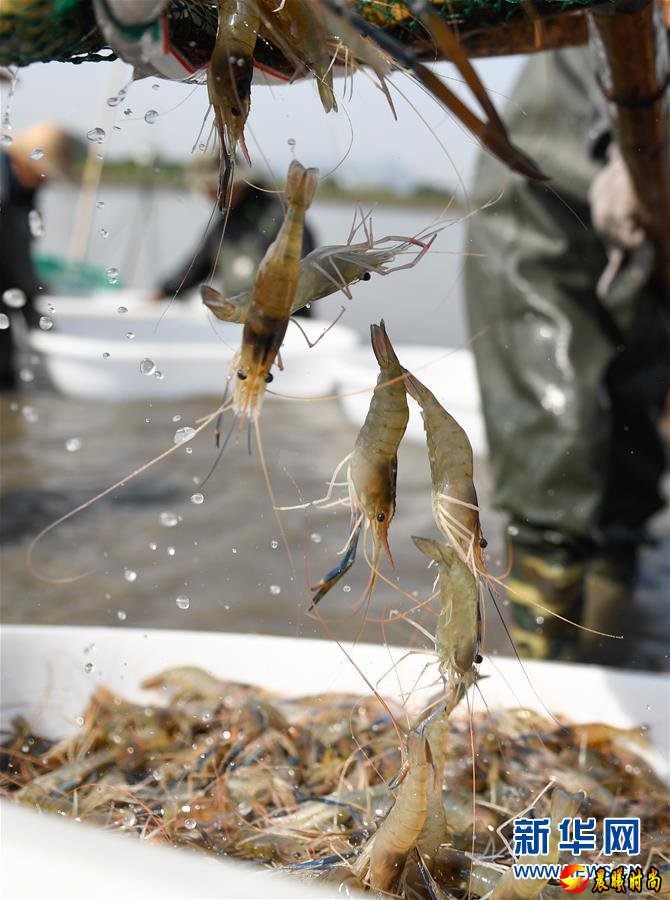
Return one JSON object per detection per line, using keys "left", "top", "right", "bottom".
{"left": 282, "top": 320, "right": 408, "bottom": 606}
{"left": 202, "top": 212, "right": 437, "bottom": 324}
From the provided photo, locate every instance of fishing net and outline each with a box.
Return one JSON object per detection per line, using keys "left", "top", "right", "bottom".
{"left": 0, "top": 0, "right": 114, "bottom": 66}
{"left": 0, "top": 0, "right": 612, "bottom": 69}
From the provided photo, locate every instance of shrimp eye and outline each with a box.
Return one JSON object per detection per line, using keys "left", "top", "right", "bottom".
{"left": 479, "top": 538, "right": 488, "bottom": 549}
{"left": 376, "top": 512, "right": 385, "bottom": 522}
{"left": 265, "top": 373, "right": 274, "bottom": 383}
{"left": 231, "top": 106, "right": 241, "bottom": 117}
{"left": 237, "top": 370, "right": 247, "bottom": 380}
{"left": 362, "top": 272, "right": 371, "bottom": 281}
{"left": 475, "top": 653, "right": 483, "bottom": 664}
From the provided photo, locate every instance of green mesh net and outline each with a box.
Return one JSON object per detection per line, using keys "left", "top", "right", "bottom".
{"left": 0, "top": 0, "right": 608, "bottom": 69}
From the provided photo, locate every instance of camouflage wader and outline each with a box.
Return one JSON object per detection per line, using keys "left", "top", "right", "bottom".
{"left": 464, "top": 49, "right": 670, "bottom": 664}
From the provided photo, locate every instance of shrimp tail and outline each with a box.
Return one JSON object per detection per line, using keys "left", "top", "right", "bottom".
{"left": 370, "top": 318, "right": 401, "bottom": 371}
{"left": 285, "top": 159, "right": 319, "bottom": 209}
{"left": 412, "top": 535, "right": 458, "bottom": 568}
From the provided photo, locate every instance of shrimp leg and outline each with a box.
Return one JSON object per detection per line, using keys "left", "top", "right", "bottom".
{"left": 309, "top": 521, "right": 361, "bottom": 609}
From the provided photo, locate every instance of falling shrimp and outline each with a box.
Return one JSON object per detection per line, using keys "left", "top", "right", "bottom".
{"left": 352, "top": 730, "right": 430, "bottom": 892}
{"left": 232, "top": 158, "right": 318, "bottom": 423}
{"left": 283, "top": 320, "right": 408, "bottom": 606}
{"left": 404, "top": 370, "right": 487, "bottom": 575}
{"left": 257, "top": 0, "right": 337, "bottom": 114}
{"left": 208, "top": 0, "right": 260, "bottom": 208}
{"left": 202, "top": 216, "right": 437, "bottom": 323}
{"left": 411, "top": 535, "right": 482, "bottom": 688}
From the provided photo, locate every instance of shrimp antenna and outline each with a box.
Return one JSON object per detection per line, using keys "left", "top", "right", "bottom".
{"left": 198, "top": 414, "right": 237, "bottom": 490}
{"left": 484, "top": 582, "right": 563, "bottom": 729}
{"left": 319, "top": 0, "right": 546, "bottom": 181}
{"left": 26, "top": 406, "right": 222, "bottom": 583}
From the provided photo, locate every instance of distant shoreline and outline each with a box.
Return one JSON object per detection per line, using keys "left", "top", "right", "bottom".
{"left": 98, "top": 162, "right": 456, "bottom": 210}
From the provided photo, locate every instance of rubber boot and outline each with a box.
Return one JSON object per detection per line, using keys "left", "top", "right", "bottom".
{"left": 506, "top": 543, "right": 587, "bottom": 662}
{"left": 579, "top": 556, "right": 635, "bottom": 667}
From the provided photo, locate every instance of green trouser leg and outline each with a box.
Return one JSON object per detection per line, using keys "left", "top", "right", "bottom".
{"left": 463, "top": 49, "right": 669, "bottom": 668}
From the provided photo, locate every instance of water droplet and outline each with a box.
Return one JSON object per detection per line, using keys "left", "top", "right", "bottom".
{"left": 190, "top": 493, "right": 204, "bottom": 505}
{"left": 152, "top": 83, "right": 160, "bottom": 91}
{"left": 167, "top": 546, "right": 176, "bottom": 556}
{"left": 0, "top": 314, "right": 9, "bottom": 330}
{"left": 65, "top": 437, "right": 82, "bottom": 452}
{"left": 19, "top": 368, "right": 34, "bottom": 383}
{"left": 3, "top": 288, "right": 26, "bottom": 308}
{"left": 123, "top": 108, "right": 132, "bottom": 117}
{"left": 310, "top": 532, "right": 322, "bottom": 544}
{"left": 154, "top": 370, "right": 164, "bottom": 380}
{"left": 159, "top": 511, "right": 178, "bottom": 527}
{"left": 342, "top": 584, "right": 351, "bottom": 593}
{"left": 124, "top": 569, "right": 137, "bottom": 583}
{"left": 106, "top": 95, "right": 121, "bottom": 108}
{"left": 172, "top": 414, "right": 182, "bottom": 422}
{"left": 144, "top": 109, "right": 159, "bottom": 124}
{"left": 122, "top": 811, "right": 136, "bottom": 827}
{"left": 269, "top": 584, "right": 281, "bottom": 595}
{"left": 84, "top": 662, "right": 94, "bottom": 673}
{"left": 126, "top": 332, "right": 135, "bottom": 340}
{"left": 96, "top": 200, "right": 105, "bottom": 209}
{"left": 117, "top": 306, "right": 127, "bottom": 314}
{"left": 86, "top": 127, "right": 105, "bottom": 143}
{"left": 140, "top": 358, "right": 156, "bottom": 376}
{"left": 38, "top": 315, "right": 53, "bottom": 331}
{"left": 185, "top": 446, "right": 192, "bottom": 454}
{"left": 28, "top": 210, "right": 44, "bottom": 237}
{"left": 30, "top": 148, "right": 44, "bottom": 160}
{"left": 106, "top": 266, "right": 118, "bottom": 284}
{"left": 184, "top": 817, "right": 197, "bottom": 830}
{"left": 99, "top": 228, "right": 109, "bottom": 239}
{"left": 270, "top": 539, "right": 279, "bottom": 550}
{"left": 0, "top": 135, "right": 12, "bottom": 148}
{"left": 117, "top": 610, "right": 127, "bottom": 621}
{"left": 102, "top": 351, "right": 110, "bottom": 359}
{"left": 173, "top": 426, "right": 195, "bottom": 444}
{"left": 175, "top": 595, "right": 190, "bottom": 610}
{"left": 287, "top": 138, "right": 296, "bottom": 147}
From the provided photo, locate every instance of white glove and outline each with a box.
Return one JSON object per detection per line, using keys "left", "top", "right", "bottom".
{"left": 588, "top": 145, "right": 652, "bottom": 298}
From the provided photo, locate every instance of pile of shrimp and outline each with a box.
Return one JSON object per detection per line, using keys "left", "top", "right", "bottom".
{"left": 2, "top": 667, "right": 668, "bottom": 897}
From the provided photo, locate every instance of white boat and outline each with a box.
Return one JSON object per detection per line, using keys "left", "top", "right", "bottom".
{"left": 337, "top": 343, "right": 488, "bottom": 457}
{"left": 1, "top": 625, "right": 667, "bottom": 898}
{"left": 30, "top": 291, "right": 359, "bottom": 401}
{"left": 30, "top": 294, "right": 489, "bottom": 456}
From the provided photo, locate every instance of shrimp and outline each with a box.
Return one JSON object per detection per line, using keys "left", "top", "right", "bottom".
{"left": 294, "top": 320, "right": 408, "bottom": 606}
{"left": 492, "top": 787, "right": 583, "bottom": 900}
{"left": 352, "top": 730, "right": 430, "bottom": 892}
{"left": 233, "top": 158, "right": 319, "bottom": 422}
{"left": 404, "top": 370, "right": 486, "bottom": 575}
{"left": 412, "top": 536, "right": 482, "bottom": 686}
{"left": 15, "top": 748, "right": 118, "bottom": 806}
{"left": 257, "top": 0, "right": 337, "bottom": 114}
{"left": 202, "top": 220, "right": 437, "bottom": 324}
{"left": 208, "top": 0, "right": 260, "bottom": 208}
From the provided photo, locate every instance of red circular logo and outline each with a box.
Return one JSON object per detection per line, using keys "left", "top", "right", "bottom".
{"left": 560, "top": 864, "right": 590, "bottom": 893}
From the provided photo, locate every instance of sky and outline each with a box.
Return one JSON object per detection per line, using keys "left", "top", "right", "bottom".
{"left": 2, "top": 55, "right": 524, "bottom": 192}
